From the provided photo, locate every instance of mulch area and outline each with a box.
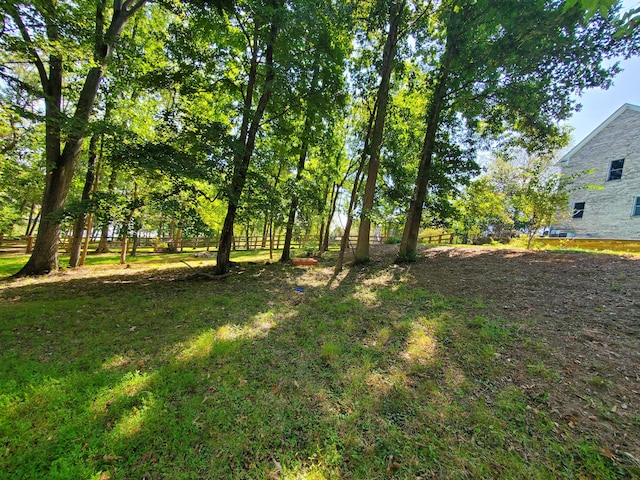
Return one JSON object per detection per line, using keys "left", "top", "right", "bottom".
{"left": 375, "top": 245, "right": 640, "bottom": 466}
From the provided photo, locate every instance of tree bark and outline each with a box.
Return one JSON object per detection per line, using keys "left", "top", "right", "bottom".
{"left": 322, "top": 182, "right": 340, "bottom": 252}
{"left": 335, "top": 103, "right": 377, "bottom": 273}
{"left": 14, "top": 0, "right": 147, "bottom": 276}
{"left": 215, "top": 13, "right": 279, "bottom": 276}
{"left": 69, "top": 134, "right": 99, "bottom": 267}
{"left": 354, "top": 0, "right": 404, "bottom": 263}
{"left": 280, "top": 63, "right": 319, "bottom": 262}
{"left": 25, "top": 204, "right": 37, "bottom": 236}
{"left": 334, "top": 165, "right": 365, "bottom": 274}
{"left": 398, "top": 10, "right": 457, "bottom": 262}
{"left": 96, "top": 167, "right": 118, "bottom": 253}
{"left": 280, "top": 139, "right": 309, "bottom": 262}
{"left": 27, "top": 211, "right": 40, "bottom": 237}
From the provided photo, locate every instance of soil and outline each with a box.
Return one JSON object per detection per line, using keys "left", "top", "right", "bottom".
{"left": 363, "top": 245, "right": 640, "bottom": 467}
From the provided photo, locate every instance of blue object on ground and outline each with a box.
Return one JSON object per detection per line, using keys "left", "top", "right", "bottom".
{"left": 295, "top": 287, "right": 304, "bottom": 292}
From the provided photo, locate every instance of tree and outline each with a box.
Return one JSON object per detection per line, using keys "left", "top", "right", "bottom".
{"left": 354, "top": 0, "right": 407, "bottom": 262}
{"left": 278, "top": 1, "right": 349, "bottom": 262}
{"left": 397, "top": 0, "right": 639, "bottom": 261}
{"left": 212, "top": 0, "right": 281, "bottom": 275}
{"left": 0, "top": 94, "right": 44, "bottom": 243}
{"left": 2, "top": 0, "right": 148, "bottom": 275}
{"left": 453, "top": 177, "right": 512, "bottom": 244}
{"left": 487, "top": 150, "right": 574, "bottom": 249}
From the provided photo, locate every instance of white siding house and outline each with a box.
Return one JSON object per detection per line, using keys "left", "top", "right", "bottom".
{"left": 552, "top": 104, "right": 640, "bottom": 239}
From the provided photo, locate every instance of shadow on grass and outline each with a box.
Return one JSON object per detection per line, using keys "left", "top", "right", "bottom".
{"left": 0, "top": 250, "right": 634, "bottom": 479}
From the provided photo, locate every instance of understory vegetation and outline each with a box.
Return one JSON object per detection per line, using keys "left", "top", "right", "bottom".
{"left": 1, "top": 248, "right": 637, "bottom": 479}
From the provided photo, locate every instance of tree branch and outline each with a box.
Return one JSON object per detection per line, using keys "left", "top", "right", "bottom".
{"left": 7, "top": 7, "right": 49, "bottom": 90}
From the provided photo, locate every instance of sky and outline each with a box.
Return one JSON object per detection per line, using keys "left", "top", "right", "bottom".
{"left": 563, "top": 0, "right": 640, "bottom": 145}
{"left": 564, "top": 55, "right": 640, "bottom": 145}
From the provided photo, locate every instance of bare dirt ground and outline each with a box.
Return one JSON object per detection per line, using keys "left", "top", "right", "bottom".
{"left": 363, "top": 245, "right": 640, "bottom": 467}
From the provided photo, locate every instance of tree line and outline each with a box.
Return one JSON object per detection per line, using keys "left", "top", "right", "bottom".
{"left": 1, "top": 0, "right": 638, "bottom": 276}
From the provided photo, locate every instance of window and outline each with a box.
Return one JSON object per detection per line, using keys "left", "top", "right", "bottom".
{"left": 572, "top": 202, "right": 585, "bottom": 219}
{"left": 633, "top": 197, "right": 640, "bottom": 217}
{"left": 607, "top": 159, "right": 624, "bottom": 181}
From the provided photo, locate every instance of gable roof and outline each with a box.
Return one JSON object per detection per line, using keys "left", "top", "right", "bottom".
{"left": 560, "top": 103, "right": 640, "bottom": 164}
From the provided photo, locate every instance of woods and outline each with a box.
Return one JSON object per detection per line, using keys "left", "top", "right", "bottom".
{"left": 1, "top": 0, "right": 639, "bottom": 275}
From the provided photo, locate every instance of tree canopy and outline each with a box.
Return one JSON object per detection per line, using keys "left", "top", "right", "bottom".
{"left": 1, "top": 0, "right": 638, "bottom": 274}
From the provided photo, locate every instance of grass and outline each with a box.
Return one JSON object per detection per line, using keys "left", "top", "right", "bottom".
{"left": 0, "top": 249, "right": 634, "bottom": 479}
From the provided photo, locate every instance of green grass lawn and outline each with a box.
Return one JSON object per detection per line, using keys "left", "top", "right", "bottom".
{"left": 0, "top": 250, "right": 633, "bottom": 479}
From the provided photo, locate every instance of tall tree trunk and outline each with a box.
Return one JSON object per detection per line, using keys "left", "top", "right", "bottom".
{"left": 27, "top": 211, "right": 40, "bottom": 237}
{"left": 354, "top": 0, "right": 405, "bottom": 263}
{"left": 318, "top": 182, "right": 330, "bottom": 251}
{"left": 25, "top": 204, "right": 36, "bottom": 236}
{"left": 335, "top": 104, "right": 377, "bottom": 273}
{"left": 334, "top": 163, "right": 366, "bottom": 274}
{"left": 215, "top": 14, "right": 279, "bottom": 276}
{"left": 96, "top": 223, "right": 111, "bottom": 253}
{"left": 96, "top": 166, "right": 118, "bottom": 253}
{"left": 269, "top": 220, "right": 274, "bottom": 260}
{"left": 119, "top": 183, "right": 138, "bottom": 264}
{"left": 261, "top": 216, "right": 269, "bottom": 248}
{"left": 69, "top": 133, "right": 99, "bottom": 267}
{"left": 13, "top": 0, "right": 147, "bottom": 277}
{"left": 280, "top": 65, "right": 319, "bottom": 262}
{"left": 80, "top": 136, "right": 103, "bottom": 266}
{"left": 398, "top": 13, "right": 457, "bottom": 262}
{"left": 280, "top": 139, "right": 309, "bottom": 262}
{"left": 322, "top": 181, "right": 341, "bottom": 253}
{"left": 131, "top": 230, "right": 139, "bottom": 256}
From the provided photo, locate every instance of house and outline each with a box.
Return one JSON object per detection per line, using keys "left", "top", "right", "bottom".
{"left": 552, "top": 103, "right": 640, "bottom": 239}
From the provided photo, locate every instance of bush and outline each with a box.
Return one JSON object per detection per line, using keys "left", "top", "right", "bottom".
{"left": 384, "top": 236, "right": 401, "bottom": 244}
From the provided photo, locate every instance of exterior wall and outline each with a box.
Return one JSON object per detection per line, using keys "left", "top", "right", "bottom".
{"left": 556, "top": 107, "right": 640, "bottom": 239}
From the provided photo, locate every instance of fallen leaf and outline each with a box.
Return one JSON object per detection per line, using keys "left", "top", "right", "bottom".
{"left": 99, "top": 472, "right": 111, "bottom": 480}
{"left": 293, "top": 380, "right": 300, "bottom": 388}
{"left": 386, "top": 455, "right": 401, "bottom": 473}
{"left": 103, "top": 454, "right": 122, "bottom": 461}
{"left": 272, "top": 385, "right": 279, "bottom": 394}
{"left": 600, "top": 448, "right": 617, "bottom": 460}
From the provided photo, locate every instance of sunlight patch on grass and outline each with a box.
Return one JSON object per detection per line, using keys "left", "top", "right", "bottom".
{"left": 251, "top": 310, "right": 278, "bottom": 335}
{"left": 108, "top": 393, "right": 156, "bottom": 441}
{"left": 400, "top": 318, "right": 438, "bottom": 365}
{"left": 352, "top": 285, "right": 379, "bottom": 307}
{"left": 176, "top": 326, "right": 241, "bottom": 362}
{"left": 92, "top": 371, "right": 156, "bottom": 413}
{"left": 101, "top": 354, "right": 134, "bottom": 370}
{"left": 365, "top": 371, "right": 394, "bottom": 396}
{"left": 175, "top": 312, "right": 283, "bottom": 363}
{"left": 281, "top": 469, "right": 330, "bottom": 480}
{"left": 360, "top": 269, "right": 397, "bottom": 287}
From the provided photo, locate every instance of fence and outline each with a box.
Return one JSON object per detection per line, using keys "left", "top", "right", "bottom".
{"left": 56, "top": 234, "right": 322, "bottom": 253}
{"left": 9, "top": 231, "right": 458, "bottom": 255}
{"left": 421, "top": 232, "right": 456, "bottom": 245}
